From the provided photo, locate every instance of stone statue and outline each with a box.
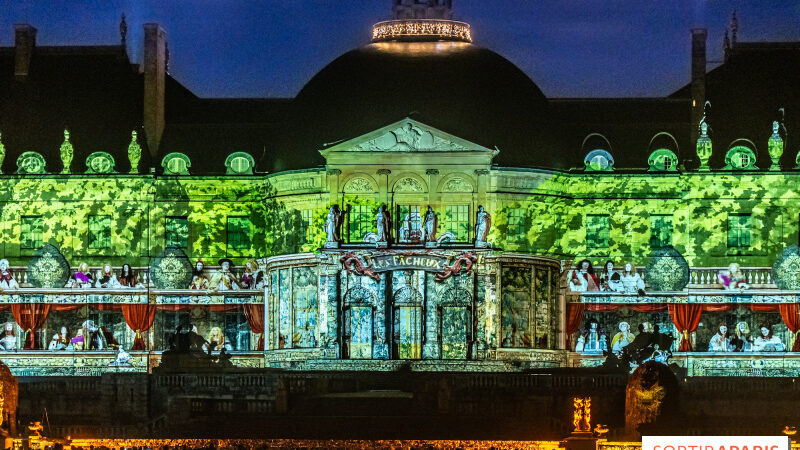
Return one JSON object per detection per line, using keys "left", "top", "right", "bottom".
{"left": 575, "top": 319, "right": 606, "bottom": 354}
{"left": 422, "top": 205, "right": 437, "bottom": 243}
{"left": 109, "top": 346, "right": 132, "bottom": 366}
{"left": 696, "top": 102, "right": 712, "bottom": 171}
{"left": 376, "top": 204, "right": 392, "bottom": 245}
{"left": 708, "top": 323, "right": 731, "bottom": 352}
{"left": 474, "top": 205, "right": 491, "bottom": 247}
{"left": 324, "top": 204, "right": 348, "bottom": 248}
{"left": 60, "top": 129, "right": 73, "bottom": 174}
{"left": 210, "top": 258, "right": 240, "bottom": 291}
{"left": 0, "top": 259, "right": 19, "bottom": 290}
{"left": 611, "top": 321, "right": 635, "bottom": 355}
{"left": 768, "top": 120, "right": 784, "bottom": 171}
{"left": 752, "top": 324, "right": 785, "bottom": 352}
{"left": 0, "top": 132, "right": 5, "bottom": 175}
{"left": 128, "top": 130, "right": 142, "bottom": 174}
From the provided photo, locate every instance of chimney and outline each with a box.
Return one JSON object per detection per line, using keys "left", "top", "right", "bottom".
{"left": 143, "top": 23, "right": 166, "bottom": 157}
{"left": 14, "top": 24, "right": 37, "bottom": 80}
{"left": 690, "top": 28, "right": 707, "bottom": 145}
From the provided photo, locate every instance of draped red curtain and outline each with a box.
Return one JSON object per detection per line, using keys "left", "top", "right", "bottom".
{"left": 122, "top": 304, "right": 157, "bottom": 350}
{"left": 667, "top": 304, "right": 703, "bottom": 351}
{"left": 244, "top": 304, "right": 265, "bottom": 351}
{"left": 779, "top": 304, "right": 800, "bottom": 352}
{"left": 565, "top": 303, "right": 585, "bottom": 350}
{"left": 11, "top": 303, "right": 51, "bottom": 350}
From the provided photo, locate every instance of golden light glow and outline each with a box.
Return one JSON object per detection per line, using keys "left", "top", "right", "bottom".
{"left": 573, "top": 396, "right": 591, "bottom": 432}
{"left": 372, "top": 19, "right": 472, "bottom": 43}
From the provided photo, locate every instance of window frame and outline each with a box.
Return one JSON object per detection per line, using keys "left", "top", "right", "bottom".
{"left": 88, "top": 214, "right": 112, "bottom": 250}
{"left": 727, "top": 214, "right": 752, "bottom": 248}
{"left": 226, "top": 216, "right": 252, "bottom": 251}
{"left": 585, "top": 214, "right": 610, "bottom": 248}
{"left": 445, "top": 204, "right": 470, "bottom": 242}
{"left": 165, "top": 216, "right": 189, "bottom": 249}
{"left": 20, "top": 215, "right": 43, "bottom": 250}
{"left": 649, "top": 214, "right": 673, "bottom": 249}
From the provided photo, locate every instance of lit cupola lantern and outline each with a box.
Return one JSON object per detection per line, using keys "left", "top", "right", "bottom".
{"left": 372, "top": 0, "right": 471, "bottom": 43}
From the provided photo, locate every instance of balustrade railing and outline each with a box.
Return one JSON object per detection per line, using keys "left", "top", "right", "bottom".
{"left": 6, "top": 265, "right": 251, "bottom": 289}
{"left": 566, "top": 265, "right": 777, "bottom": 292}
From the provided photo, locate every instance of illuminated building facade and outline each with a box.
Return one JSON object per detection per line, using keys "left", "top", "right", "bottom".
{"left": 1, "top": 3, "right": 800, "bottom": 379}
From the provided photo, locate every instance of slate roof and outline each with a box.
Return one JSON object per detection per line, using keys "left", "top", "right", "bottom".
{"left": 1, "top": 37, "right": 799, "bottom": 174}
{"left": 0, "top": 45, "right": 147, "bottom": 174}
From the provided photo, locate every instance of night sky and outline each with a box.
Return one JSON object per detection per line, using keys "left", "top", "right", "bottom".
{"left": 2, "top": 1, "right": 799, "bottom": 98}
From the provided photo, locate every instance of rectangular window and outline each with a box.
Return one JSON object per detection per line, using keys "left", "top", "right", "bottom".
{"left": 165, "top": 216, "right": 188, "bottom": 249}
{"left": 20, "top": 215, "right": 43, "bottom": 250}
{"left": 650, "top": 215, "right": 673, "bottom": 248}
{"left": 227, "top": 216, "right": 251, "bottom": 251}
{"left": 445, "top": 204, "right": 470, "bottom": 242}
{"left": 586, "top": 214, "right": 609, "bottom": 248}
{"left": 300, "top": 209, "right": 313, "bottom": 242}
{"left": 508, "top": 208, "right": 526, "bottom": 242}
{"left": 396, "top": 204, "right": 421, "bottom": 243}
{"left": 347, "top": 204, "right": 372, "bottom": 242}
{"left": 727, "top": 214, "right": 751, "bottom": 248}
{"left": 88, "top": 215, "right": 111, "bottom": 249}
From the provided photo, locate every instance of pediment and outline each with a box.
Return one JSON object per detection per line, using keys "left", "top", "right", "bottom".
{"left": 319, "top": 118, "right": 496, "bottom": 157}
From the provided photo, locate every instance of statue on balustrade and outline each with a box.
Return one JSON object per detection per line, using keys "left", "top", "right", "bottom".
{"left": 210, "top": 258, "right": 240, "bottom": 291}
{"left": 753, "top": 324, "right": 785, "bottom": 352}
{"left": 324, "top": 204, "right": 349, "bottom": 248}
{"left": 575, "top": 319, "right": 607, "bottom": 354}
{"left": 619, "top": 263, "right": 646, "bottom": 295}
{"left": 708, "top": 323, "right": 732, "bottom": 352}
{"left": 190, "top": 260, "right": 210, "bottom": 290}
{"left": 82, "top": 320, "right": 109, "bottom": 350}
{"left": 600, "top": 260, "right": 621, "bottom": 292}
{"left": 67, "top": 262, "right": 94, "bottom": 288}
{"left": 730, "top": 321, "right": 753, "bottom": 352}
{"left": 95, "top": 263, "right": 118, "bottom": 289}
{"left": 241, "top": 260, "right": 265, "bottom": 289}
{"left": 611, "top": 321, "right": 635, "bottom": 355}
{"left": 474, "top": 205, "right": 491, "bottom": 248}
{"left": 719, "top": 263, "right": 749, "bottom": 290}
{"left": 48, "top": 334, "right": 66, "bottom": 351}
{"left": 202, "top": 327, "right": 233, "bottom": 353}
{"left": 569, "top": 259, "right": 600, "bottom": 292}
{"left": 422, "top": 205, "right": 438, "bottom": 243}
{"left": 0, "top": 259, "right": 19, "bottom": 290}
{"left": 109, "top": 346, "right": 132, "bottom": 367}
{"left": 0, "top": 324, "right": 16, "bottom": 352}
{"left": 118, "top": 264, "right": 142, "bottom": 288}
{"left": 376, "top": 204, "right": 393, "bottom": 245}
{"left": 69, "top": 328, "right": 84, "bottom": 350}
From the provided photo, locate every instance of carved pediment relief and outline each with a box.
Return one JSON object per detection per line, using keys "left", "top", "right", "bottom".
{"left": 354, "top": 122, "right": 467, "bottom": 152}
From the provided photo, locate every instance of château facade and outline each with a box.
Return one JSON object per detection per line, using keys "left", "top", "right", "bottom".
{"left": 1, "top": 1, "right": 800, "bottom": 377}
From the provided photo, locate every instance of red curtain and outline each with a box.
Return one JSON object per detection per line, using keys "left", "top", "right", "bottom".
{"left": 565, "top": 303, "right": 586, "bottom": 350}
{"left": 779, "top": 304, "right": 800, "bottom": 352}
{"left": 668, "top": 304, "right": 703, "bottom": 351}
{"left": 244, "top": 304, "right": 265, "bottom": 351}
{"left": 122, "top": 304, "right": 157, "bottom": 350}
{"left": 11, "top": 303, "right": 51, "bottom": 350}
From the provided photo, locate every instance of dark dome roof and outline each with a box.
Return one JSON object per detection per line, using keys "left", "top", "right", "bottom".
{"left": 285, "top": 42, "right": 560, "bottom": 171}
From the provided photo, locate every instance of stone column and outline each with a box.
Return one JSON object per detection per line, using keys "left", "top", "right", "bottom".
{"left": 426, "top": 169, "right": 440, "bottom": 207}
{"left": 377, "top": 169, "right": 391, "bottom": 206}
{"left": 474, "top": 169, "right": 489, "bottom": 211}
{"left": 327, "top": 169, "right": 342, "bottom": 206}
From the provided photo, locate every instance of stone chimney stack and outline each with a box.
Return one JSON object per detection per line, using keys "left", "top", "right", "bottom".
{"left": 14, "top": 24, "right": 37, "bottom": 80}
{"left": 143, "top": 23, "right": 167, "bottom": 157}
{"left": 690, "top": 28, "right": 707, "bottom": 145}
